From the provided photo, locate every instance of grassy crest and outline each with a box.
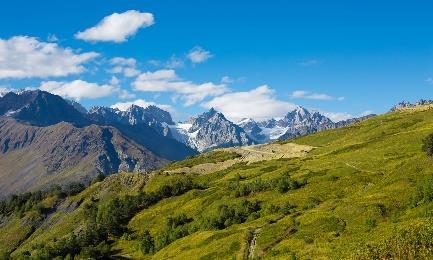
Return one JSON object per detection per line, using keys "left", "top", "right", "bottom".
{"left": 3, "top": 108, "right": 433, "bottom": 259}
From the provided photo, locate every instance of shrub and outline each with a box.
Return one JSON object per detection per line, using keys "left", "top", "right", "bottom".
{"left": 422, "top": 133, "right": 433, "bottom": 156}
{"left": 365, "top": 218, "right": 377, "bottom": 230}
{"left": 140, "top": 231, "right": 155, "bottom": 254}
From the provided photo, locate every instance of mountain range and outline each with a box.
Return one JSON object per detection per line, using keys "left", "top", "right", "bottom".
{"left": 0, "top": 89, "right": 374, "bottom": 196}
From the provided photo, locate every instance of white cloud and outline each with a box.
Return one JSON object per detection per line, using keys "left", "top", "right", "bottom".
{"left": 75, "top": 10, "right": 154, "bottom": 43}
{"left": 117, "top": 89, "right": 136, "bottom": 100}
{"left": 187, "top": 46, "right": 213, "bottom": 64}
{"left": 202, "top": 85, "right": 297, "bottom": 121}
{"left": 426, "top": 77, "right": 433, "bottom": 84}
{"left": 359, "top": 110, "right": 374, "bottom": 117}
{"left": 110, "top": 57, "right": 137, "bottom": 67}
{"left": 132, "top": 69, "right": 227, "bottom": 106}
{"left": 108, "top": 56, "right": 140, "bottom": 77}
{"left": 111, "top": 99, "right": 174, "bottom": 114}
{"left": 165, "top": 55, "right": 185, "bottom": 69}
{"left": 47, "top": 34, "right": 59, "bottom": 42}
{"left": 109, "top": 76, "right": 120, "bottom": 85}
{"left": 221, "top": 76, "right": 234, "bottom": 84}
{"left": 40, "top": 79, "right": 134, "bottom": 101}
{"left": 40, "top": 80, "right": 116, "bottom": 100}
{"left": 291, "top": 90, "right": 344, "bottom": 101}
{"left": 323, "top": 112, "right": 353, "bottom": 122}
{"left": 0, "top": 36, "right": 99, "bottom": 79}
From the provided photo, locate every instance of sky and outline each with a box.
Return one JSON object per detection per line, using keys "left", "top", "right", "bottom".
{"left": 1, "top": 0, "right": 433, "bottom": 122}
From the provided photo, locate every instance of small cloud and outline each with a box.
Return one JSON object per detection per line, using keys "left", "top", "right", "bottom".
{"left": 75, "top": 10, "right": 154, "bottom": 43}
{"left": 148, "top": 59, "right": 161, "bottom": 67}
{"left": 187, "top": 46, "right": 213, "bottom": 64}
{"left": 111, "top": 99, "right": 174, "bottom": 114}
{"left": 221, "top": 76, "right": 234, "bottom": 84}
{"left": 108, "top": 57, "right": 140, "bottom": 77}
{"left": 47, "top": 34, "right": 59, "bottom": 42}
{"left": 426, "top": 77, "right": 433, "bottom": 84}
{"left": 109, "top": 76, "right": 120, "bottom": 85}
{"left": 291, "top": 90, "right": 344, "bottom": 101}
{"left": 299, "top": 59, "right": 321, "bottom": 67}
{"left": 359, "top": 110, "right": 374, "bottom": 117}
{"left": 165, "top": 55, "right": 185, "bottom": 69}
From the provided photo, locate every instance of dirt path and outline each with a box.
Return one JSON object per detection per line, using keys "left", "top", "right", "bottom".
{"left": 247, "top": 228, "right": 262, "bottom": 259}
{"left": 342, "top": 161, "right": 377, "bottom": 174}
{"left": 240, "top": 147, "right": 275, "bottom": 155}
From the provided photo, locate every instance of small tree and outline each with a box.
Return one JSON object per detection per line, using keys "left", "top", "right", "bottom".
{"left": 422, "top": 133, "right": 433, "bottom": 156}
{"left": 140, "top": 230, "right": 155, "bottom": 254}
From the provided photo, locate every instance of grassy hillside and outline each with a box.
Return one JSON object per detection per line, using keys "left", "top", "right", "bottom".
{"left": 3, "top": 107, "right": 433, "bottom": 259}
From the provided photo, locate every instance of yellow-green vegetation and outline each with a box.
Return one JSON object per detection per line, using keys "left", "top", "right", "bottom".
{"left": 3, "top": 107, "right": 433, "bottom": 259}
{"left": 163, "top": 150, "right": 241, "bottom": 171}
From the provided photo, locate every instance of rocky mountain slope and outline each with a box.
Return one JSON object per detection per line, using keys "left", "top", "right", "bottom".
{"left": 168, "top": 108, "right": 253, "bottom": 152}
{"left": 0, "top": 117, "right": 167, "bottom": 197}
{"left": 0, "top": 90, "right": 194, "bottom": 196}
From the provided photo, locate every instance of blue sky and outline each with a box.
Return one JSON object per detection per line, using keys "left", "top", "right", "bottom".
{"left": 1, "top": 0, "right": 433, "bottom": 121}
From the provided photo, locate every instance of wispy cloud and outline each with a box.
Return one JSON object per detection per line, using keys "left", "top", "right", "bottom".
{"left": 291, "top": 90, "right": 344, "bottom": 101}
{"left": 108, "top": 57, "right": 140, "bottom": 77}
{"left": 75, "top": 10, "right": 154, "bottom": 43}
{"left": 132, "top": 69, "right": 227, "bottom": 106}
{"left": 426, "top": 77, "right": 433, "bottom": 84}
{"left": 187, "top": 46, "right": 213, "bottom": 64}
{"left": 299, "top": 59, "right": 321, "bottom": 67}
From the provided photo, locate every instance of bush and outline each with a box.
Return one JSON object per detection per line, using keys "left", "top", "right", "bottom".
{"left": 140, "top": 231, "right": 155, "bottom": 254}
{"left": 365, "top": 218, "right": 377, "bottom": 230}
{"left": 205, "top": 200, "right": 262, "bottom": 230}
{"left": 230, "top": 174, "right": 302, "bottom": 198}
{"left": 410, "top": 176, "right": 433, "bottom": 207}
{"left": 422, "top": 133, "right": 433, "bottom": 156}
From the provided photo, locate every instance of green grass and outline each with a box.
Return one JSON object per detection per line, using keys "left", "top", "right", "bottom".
{"left": 4, "top": 108, "right": 433, "bottom": 259}
{"left": 162, "top": 150, "right": 241, "bottom": 171}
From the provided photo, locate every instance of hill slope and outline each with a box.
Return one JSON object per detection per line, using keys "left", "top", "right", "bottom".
{"left": 0, "top": 118, "right": 168, "bottom": 197}
{"left": 2, "top": 106, "right": 433, "bottom": 259}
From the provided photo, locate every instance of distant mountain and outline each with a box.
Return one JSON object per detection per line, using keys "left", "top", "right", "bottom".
{"left": 88, "top": 105, "right": 194, "bottom": 160}
{"left": 0, "top": 90, "right": 90, "bottom": 126}
{"left": 390, "top": 99, "right": 433, "bottom": 112}
{"left": 333, "top": 114, "right": 376, "bottom": 128}
{"left": 0, "top": 117, "right": 168, "bottom": 197}
{"left": 239, "top": 106, "right": 375, "bottom": 142}
{"left": 169, "top": 108, "right": 253, "bottom": 152}
{"left": 0, "top": 90, "right": 195, "bottom": 196}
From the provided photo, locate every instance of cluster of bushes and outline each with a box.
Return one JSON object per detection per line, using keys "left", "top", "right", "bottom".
{"left": 138, "top": 213, "right": 193, "bottom": 254}
{"left": 139, "top": 199, "right": 262, "bottom": 255}
{"left": 202, "top": 200, "right": 262, "bottom": 230}
{"left": 165, "top": 151, "right": 241, "bottom": 170}
{"left": 0, "top": 182, "right": 85, "bottom": 217}
{"left": 19, "top": 176, "right": 201, "bottom": 259}
{"left": 410, "top": 176, "right": 433, "bottom": 207}
{"left": 228, "top": 174, "right": 303, "bottom": 197}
